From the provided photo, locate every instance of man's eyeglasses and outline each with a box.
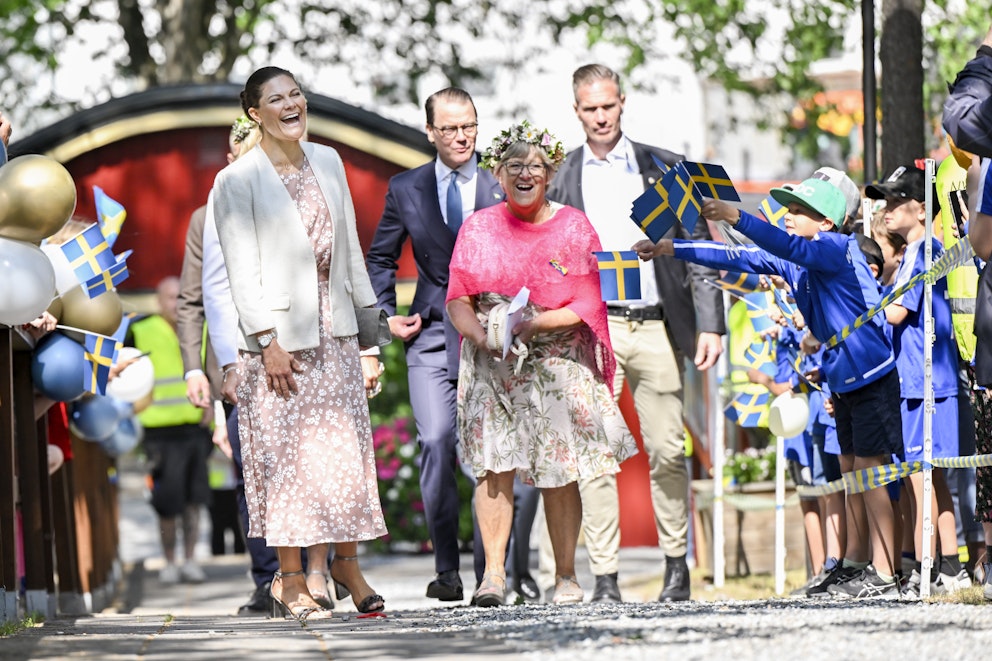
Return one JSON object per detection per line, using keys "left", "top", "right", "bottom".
{"left": 504, "top": 162, "right": 547, "bottom": 176}
{"left": 431, "top": 122, "right": 479, "bottom": 139}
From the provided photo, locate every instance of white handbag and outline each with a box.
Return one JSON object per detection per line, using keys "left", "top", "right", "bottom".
{"left": 486, "top": 302, "right": 528, "bottom": 374}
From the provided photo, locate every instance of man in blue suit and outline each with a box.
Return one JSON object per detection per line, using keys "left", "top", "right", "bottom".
{"left": 367, "top": 88, "right": 503, "bottom": 602}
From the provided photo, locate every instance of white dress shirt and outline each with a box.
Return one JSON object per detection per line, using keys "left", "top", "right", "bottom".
{"left": 435, "top": 154, "right": 480, "bottom": 226}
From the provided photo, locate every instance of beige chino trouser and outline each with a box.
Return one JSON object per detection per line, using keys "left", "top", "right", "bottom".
{"left": 539, "top": 317, "right": 689, "bottom": 580}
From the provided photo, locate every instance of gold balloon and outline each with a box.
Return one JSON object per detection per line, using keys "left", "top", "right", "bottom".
{"left": 0, "top": 155, "right": 77, "bottom": 243}
{"left": 60, "top": 287, "right": 123, "bottom": 339}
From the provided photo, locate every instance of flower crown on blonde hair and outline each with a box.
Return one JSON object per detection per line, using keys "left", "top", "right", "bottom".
{"left": 480, "top": 120, "right": 566, "bottom": 171}
{"left": 231, "top": 115, "right": 257, "bottom": 144}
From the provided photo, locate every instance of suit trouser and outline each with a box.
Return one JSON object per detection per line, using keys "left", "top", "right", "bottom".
{"left": 408, "top": 323, "right": 485, "bottom": 583}
{"left": 579, "top": 317, "right": 688, "bottom": 574}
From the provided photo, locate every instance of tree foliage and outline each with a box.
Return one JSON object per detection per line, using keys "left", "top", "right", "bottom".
{"left": 0, "top": 0, "right": 987, "bottom": 163}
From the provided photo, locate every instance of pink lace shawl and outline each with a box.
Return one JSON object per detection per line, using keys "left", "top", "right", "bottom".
{"left": 446, "top": 203, "right": 616, "bottom": 390}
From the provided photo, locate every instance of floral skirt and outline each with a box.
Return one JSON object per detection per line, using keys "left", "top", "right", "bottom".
{"left": 457, "top": 293, "right": 636, "bottom": 489}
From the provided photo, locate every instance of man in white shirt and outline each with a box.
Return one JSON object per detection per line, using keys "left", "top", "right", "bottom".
{"left": 547, "top": 64, "right": 725, "bottom": 602}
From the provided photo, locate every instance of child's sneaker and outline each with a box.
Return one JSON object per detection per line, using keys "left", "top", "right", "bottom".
{"left": 159, "top": 563, "right": 180, "bottom": 584}
{"left": 806, "top": 563, "right": 860, "bottom": 597}
{"left": 900, "top": 568, "right": 924, "bottom": 601}
{"left": 181, "top": 560, "right": 207, "bottom": 584}
{"left": 826, "top": 565, "right": 900, "bottom": 600}
{"left": 933, "top": 568, "right": 972, "bottom": 595}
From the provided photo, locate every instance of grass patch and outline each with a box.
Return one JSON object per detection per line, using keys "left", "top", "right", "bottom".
{"left": 0, "top": 612, "right": 45, "bottom": 637}
{"left": 927, "top": 585, "right": 988, "bottom": 605}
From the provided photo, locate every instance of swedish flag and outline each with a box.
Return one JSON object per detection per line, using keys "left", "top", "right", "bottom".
{"left": 772, "top": 287, "right": 798, "bottom": 321}
{"left": 83, "top": 250, "right": 132, "bottom": 299}
{"left": 60, "top": 223, "right": 116, "bottom": 283}
{"left": 83, "top": 331, "right": 119, "bottom": 395}
{"left": 594, "top": 251, "right": 642, "bottom": 301}
{"left": 744, "top": 337, "right": 776, "bottom": 377}
{"left": 714, "top": 271, "right": 763, "bottom": 297}
{"left": 630, "top": 167, "right": 680, "bottom": 242}
{"left": 682, "top": 161, "right": 740, "bottom": 201}
{"left": 94, "top": 186, "right": 126, "bottom": 248}
{"left": 759, "top": 196, "right": 788, "bottom": 231}
{"left": 745, "top": 293, "right": 775, "bottom": 333}
{"left": 724, "top": 391, "right": 770, "bottom": 427}
{"left": 668, "top": 162, "right": 703, "bottom": 233}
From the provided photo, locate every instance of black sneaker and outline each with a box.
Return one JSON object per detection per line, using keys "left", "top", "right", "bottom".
{"left": 805, "top": 563, "right": 860, "bottom": 597}
{"left": 826, "top": 565, "right": 900, "bottom": 600}
{"left": 790, "top": 566, "right": 832, "bottom": 597}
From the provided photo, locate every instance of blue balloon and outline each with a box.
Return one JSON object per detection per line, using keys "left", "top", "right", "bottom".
{"left": 100, "top": 416, "right": 142, "bottom": 457}
{"left": 31, "top": 332, "right": 86, "bottom": 402}
{"left": 70, "top": 394, "right": 121, "bottom": 442}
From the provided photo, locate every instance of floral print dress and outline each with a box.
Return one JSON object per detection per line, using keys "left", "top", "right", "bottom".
{"left": 237, "top": 158, "right": 387, "bottom": 547}
{"left": 457, "top": 292, "right": 636, "bottom": 489}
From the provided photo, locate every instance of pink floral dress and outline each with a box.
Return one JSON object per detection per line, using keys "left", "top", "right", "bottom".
{"left": 237, "top": 158, "right": 387, "bottom": 546}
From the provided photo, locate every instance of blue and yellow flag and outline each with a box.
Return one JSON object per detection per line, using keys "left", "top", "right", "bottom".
{"left": 94, "top": 186, "right": 126, "bottom": 249}
{"left": 772, "top": 286, "right": 798, "bottom": 323}
{"left": 744, "top": 337, "right": 776, "bottom": 377}
{"left": 112, "top": 312, "right": 138, "bottom": 349}
{"left": 83, "top": 250, "right": 132, "bottom": 299}
{"left": 759, "top": 195, "right": 788, "bottom": 231}
{"left": 668, "top": 162, "right": 703, "bottom": 233}
{"left": 714, "top": 271, "right": 763, "bottom": 297}
{"left": 682, "top": 161, "right": 740, "bottom": 202}
{"left": 594, "top": 251, "right": 642, "bottom": 301}
{"left": 724, "top": 391, "right": 770, "bottom": 427}
{"left": 630, "top": 167, "right": 680, "bottom": 242}
{"left": 83, "top": 331, "right": 119, "bottom": 395}
{"left": 60, "top": 223, "right": 116, "bottom": 284}
{"left": 745, "top": 292, "right": 776, "bottom": 333}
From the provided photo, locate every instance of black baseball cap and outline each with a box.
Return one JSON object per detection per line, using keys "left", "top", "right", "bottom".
{"left": 865, "top": 165, "right": 925, "bottom": 201}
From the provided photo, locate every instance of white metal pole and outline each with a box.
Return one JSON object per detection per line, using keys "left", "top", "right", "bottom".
{"left": 862, "top": 198, "right": 873, "bottom": 238}
{"left": 710, "top": 339, "right": 727, "bottom": 588}
{"left": 920, "top": 158, "right": 936, "bottom": 598}
{"left": 774, "top": 433, "right": 786, "bottom": 595}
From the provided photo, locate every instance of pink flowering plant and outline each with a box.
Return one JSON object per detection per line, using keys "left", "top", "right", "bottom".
{"left": 367, "top": 324, "right": 475, "bottom": 552}
{"left": 480, "top": 119, "right": 566, "bottom": 171}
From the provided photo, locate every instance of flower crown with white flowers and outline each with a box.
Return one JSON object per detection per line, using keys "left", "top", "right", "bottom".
{"left": 230, "top": 115, "right": 257, "bottom": 144}
{"left": 480, "top": 120, "right": 566, "bottom": 171}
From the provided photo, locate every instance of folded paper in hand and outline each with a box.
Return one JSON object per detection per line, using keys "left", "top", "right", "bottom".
{"left": 503, "top": 287, "right": 529, "bottom": 360}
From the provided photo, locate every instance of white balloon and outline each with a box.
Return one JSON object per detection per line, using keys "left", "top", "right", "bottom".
{"left": 106, "top": 346, "right": 155, "bottom": 403}
{"left": 0, "top": 236, "right": 56, "bottom": 325}
{"left": 768, "top": 391, "right": 810, "bottom": 439}
{"left": 47, "top": 444, "right": 65, "bottom": 475}
{"left": 40, "top": 242, "right": 81, "bottom": 296}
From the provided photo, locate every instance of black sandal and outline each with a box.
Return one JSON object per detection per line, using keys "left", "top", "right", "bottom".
{"left": 330, "top": 555, "right": 385, "bottom": 613}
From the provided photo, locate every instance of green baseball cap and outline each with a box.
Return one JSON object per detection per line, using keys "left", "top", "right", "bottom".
{"left": 770, "top": 178, "right": 847, "bottom": 228}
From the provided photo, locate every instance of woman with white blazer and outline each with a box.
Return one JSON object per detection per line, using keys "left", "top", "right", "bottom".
{"left": 214, "top": 66, "right": 386, "bottom": 622}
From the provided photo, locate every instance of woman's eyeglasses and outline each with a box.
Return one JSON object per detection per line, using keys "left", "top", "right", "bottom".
{"left": 504, "top": 162, "right": 547, "bottom": 176}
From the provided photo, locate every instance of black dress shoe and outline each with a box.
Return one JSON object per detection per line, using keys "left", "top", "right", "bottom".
{"left": 515, "top": 574, "right": 540, "bottom": 603}
{"left": 591, "top": 572, "right": 622, "bottom": 603}
{"left": 237, "top": 580, "right": 273, "bottom": 616}
{"left": 426, "top": 569, "right": 464, "bottom": 601}
{"left": 658, "top": 555, "right": 691, "bottom": 602}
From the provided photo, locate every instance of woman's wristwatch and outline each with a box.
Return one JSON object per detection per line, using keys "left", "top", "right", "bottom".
{"left": 257, "top": 330, "right": 277, "bottom": 349}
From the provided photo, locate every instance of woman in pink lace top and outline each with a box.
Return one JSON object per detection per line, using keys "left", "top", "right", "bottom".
{"left": 446, "top": 122, "right": 636, "bottom": 607}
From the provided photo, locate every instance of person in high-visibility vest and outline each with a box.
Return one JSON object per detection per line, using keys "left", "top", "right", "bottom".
{"left": 131, "top": 276, "right": 212, "bottom": 585}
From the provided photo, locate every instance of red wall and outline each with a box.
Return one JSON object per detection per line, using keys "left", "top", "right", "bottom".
{"left": 64, "top": 128, "right": 415, "bottom": 291}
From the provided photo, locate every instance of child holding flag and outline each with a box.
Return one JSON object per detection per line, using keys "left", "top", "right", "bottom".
{"left": 867, "top": 166, "right": 970, "bottom": 597}
{"left": 634, "top": 178, "right": 903, "bottom": 599}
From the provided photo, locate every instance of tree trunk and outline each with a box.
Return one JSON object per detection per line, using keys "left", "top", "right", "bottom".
{"left": 879, "top": 0, "right": 925, "bottom": 175}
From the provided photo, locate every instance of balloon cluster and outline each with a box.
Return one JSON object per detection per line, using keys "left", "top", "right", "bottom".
{"left": 0, "top": 155, "right": 77, "bottom": 325}
{"left": 69, "top": 393, "right": 143, "bottom": 457}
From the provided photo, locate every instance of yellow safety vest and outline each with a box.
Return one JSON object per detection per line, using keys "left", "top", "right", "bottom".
{"left": 727, "top": 298, "right": 770, "bottom": 428}
{"left": 936, "top": 156, "right": 978, "bottom": 362}
{"left": 131, "top": 315, "right": 205, "bottom": 429}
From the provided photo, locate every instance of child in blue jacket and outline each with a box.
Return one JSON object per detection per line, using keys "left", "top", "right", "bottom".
{"left": 634, "top": 178, "right": 902, "bottom": 599}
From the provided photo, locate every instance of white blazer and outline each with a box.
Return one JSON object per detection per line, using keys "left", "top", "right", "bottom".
{"left": 212, "top": 141, "right": 377, "bottom": 353}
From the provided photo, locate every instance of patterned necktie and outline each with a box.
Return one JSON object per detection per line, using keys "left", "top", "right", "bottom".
{"left": 446, "top": 171, "right": 462, "bottom": 234}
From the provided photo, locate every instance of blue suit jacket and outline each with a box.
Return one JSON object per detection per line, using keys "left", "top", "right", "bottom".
{"left": 366, "top": 159, "right": 503, "bottom": 378}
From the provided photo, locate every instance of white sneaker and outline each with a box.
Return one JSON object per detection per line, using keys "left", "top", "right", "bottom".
{"left": 935, "top": 568, "right": 972, "bottom": 594}
{"left": 181, "top": 561, "right": 207, "bottom": 584}
{"left": 159, "top": 564, "right": 180, "bottom": 584}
